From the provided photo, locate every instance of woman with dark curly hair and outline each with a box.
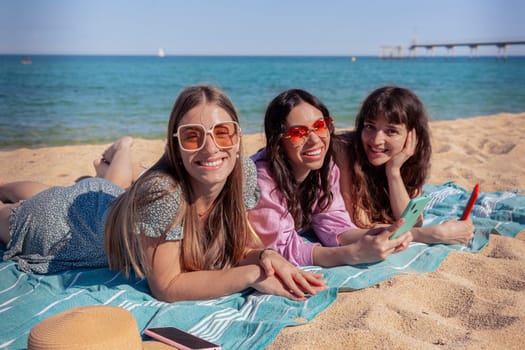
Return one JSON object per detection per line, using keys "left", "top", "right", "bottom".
{"left": 334, "top": 86, "right": 474, "bottom": 245}
{"left": 248, "top": 89, "right": 412, "bottom": 268}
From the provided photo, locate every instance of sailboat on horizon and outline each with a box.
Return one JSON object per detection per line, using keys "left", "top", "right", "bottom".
{"left": 158, "top": 48, "right": 165, "bottom": 58}
{"left": 20, "top": 55, "right": 32, "bottom": 64}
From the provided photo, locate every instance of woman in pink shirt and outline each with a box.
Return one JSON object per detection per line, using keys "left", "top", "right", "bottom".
{"left": 248, "top": 89, "right": 412, "bottom": 267}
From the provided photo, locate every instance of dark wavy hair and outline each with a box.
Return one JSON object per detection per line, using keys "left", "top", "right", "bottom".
{"left": 336, "top": 86, "right": 432, "bottom": 227}
{"left": 105, "top": 85, "right": 251, "bottom": 277}
{"left": 264, "top": 89, "right": 335, "bottom": 230}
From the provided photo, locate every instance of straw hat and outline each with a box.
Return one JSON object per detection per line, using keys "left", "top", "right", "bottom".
{"left": 27, "top": 305, "right": 172, "bottom": 350}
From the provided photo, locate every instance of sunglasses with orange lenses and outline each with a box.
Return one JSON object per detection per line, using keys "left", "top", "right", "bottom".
{"left": 283, "top": 117, "right": 332, "bottom": 145}
{"left": 173, "top": 121, "right": 241, "bottom": 151}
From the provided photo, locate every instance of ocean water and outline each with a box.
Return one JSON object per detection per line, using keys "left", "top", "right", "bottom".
{"left": 1, "top": 55, "right": 524, "bottom": 148}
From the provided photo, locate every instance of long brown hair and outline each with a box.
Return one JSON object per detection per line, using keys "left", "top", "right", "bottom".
{"left": 105, "top": 85, "right": 252, "bottom": 277}
{"left": 335, "top": 86, "right": 432, "bottom": 227}
{"left": 263, "top": 89, "right": 335, "bottom": 230}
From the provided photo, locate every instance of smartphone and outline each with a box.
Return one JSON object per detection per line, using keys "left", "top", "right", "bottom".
{"left": 389, "top": 196, "right": 430, "bottom": 240}
{"left": 144, "top": 327, "right": 222, "bottom": 350}
{"left": 461, "top": 183, "right": 479, "bottom": 220}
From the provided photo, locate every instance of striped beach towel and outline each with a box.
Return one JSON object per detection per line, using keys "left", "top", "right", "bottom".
{"left": 1, "top": 183, "right": 523, "bottom": 349}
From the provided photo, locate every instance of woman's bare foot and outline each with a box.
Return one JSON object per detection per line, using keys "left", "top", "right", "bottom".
{"left": 93, "top": 136, "right": 134, "bottom": 179}
{"left": 101, "top": 136, "right": 134, "bottom": 163}
{"left": 92, "top": 136, "right": 135, "bottom": 188}
{"left": 93, "top": 158, "right": 110, "bottom": 178}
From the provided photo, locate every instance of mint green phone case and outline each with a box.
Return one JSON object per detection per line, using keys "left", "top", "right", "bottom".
{"left": 389, "top": 196, "right": 430, "bottom": 240}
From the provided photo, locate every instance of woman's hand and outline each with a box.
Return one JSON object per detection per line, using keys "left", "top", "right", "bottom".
{"left": 386, "top": 129, "right": 417, "bottom": 175}
{"left": 250, "top": 266, "right": 326, "bottom": 301}
{"left": 348, "top": 219, "right": 413, "bottom": 264}
{"left": 420, "top": 218, "right": 475, "bottom": 245}
{"left": 257, "top": 249, "right": 327, "bottom": 299}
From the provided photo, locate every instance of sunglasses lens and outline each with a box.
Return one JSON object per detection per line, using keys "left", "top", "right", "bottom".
{"left": 285, "top": 118, "right": 331, "bottom": 145}
{"left": 178, "top": 125, "right": 206, "bottom": 150}
{"left": 213, "top": 122, "right": 239, "bottom": 148}
{"left": 286, "top": 126, "right": 308, "bottom": 143}
{"left": 312, "top": 119, "right": 329, "bottom": 137}
{"left": 177, "top": 122, "right": 240, "bottom": 151}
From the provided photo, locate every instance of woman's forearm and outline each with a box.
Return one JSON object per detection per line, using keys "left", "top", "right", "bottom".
{"left": 312, "top": 245, "right": 358, "bottom": 267}
{"left": 149, "top": 265, "right": 262, "bottom": 302}
{"left": 386, "top": 170, "right": 411, "bottom": 219}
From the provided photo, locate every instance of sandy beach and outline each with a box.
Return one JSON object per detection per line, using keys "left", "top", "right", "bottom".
{"left": 1, "top": 112, "right": 524, "bottom": 349}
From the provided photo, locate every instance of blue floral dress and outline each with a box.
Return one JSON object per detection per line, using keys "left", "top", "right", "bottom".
{"left": 3, "top": 156, "right": 259, "bottom": 274}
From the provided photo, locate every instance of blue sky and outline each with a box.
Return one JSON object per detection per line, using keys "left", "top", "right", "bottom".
{"left": 1, "top": 0, "right": 524, "bottom": 56}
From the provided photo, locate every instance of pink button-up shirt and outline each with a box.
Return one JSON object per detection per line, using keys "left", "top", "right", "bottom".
{"left": 248, "top": 150, "right": 356, "bottom": 266}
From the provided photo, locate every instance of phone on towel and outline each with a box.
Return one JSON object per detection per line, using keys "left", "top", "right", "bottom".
{"left": 144, "top": 327, "right": 222, "bottom": 350}
{"left": 461, "top": 183, "right": 479, "bottom": 220}
{"left": 389, "top": 196, "right": 430, "bottom": 240}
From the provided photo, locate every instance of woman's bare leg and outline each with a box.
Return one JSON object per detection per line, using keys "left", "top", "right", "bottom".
{"left": 93, "top": 136, "right": 135, "bottom": 189}
{"left": 131, "top": 165, "right": 147, "bottom": 183}
{"left": 0, "top": 181, "right": 50, "bottom": 203}
{"left": 0, "top": 201, "right": 19, "bottom": 245}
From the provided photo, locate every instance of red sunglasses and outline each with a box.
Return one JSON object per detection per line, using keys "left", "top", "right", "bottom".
{"left": 283, "top": 117, "right": 332, "bottom": 145}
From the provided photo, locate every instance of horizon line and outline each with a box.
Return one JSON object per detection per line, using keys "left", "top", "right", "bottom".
{"left": 2, "top": 53, "right": 525, "bottom": 58}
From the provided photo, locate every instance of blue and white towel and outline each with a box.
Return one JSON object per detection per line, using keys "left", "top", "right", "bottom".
{"left": 1, "top": 183, "right": 523, "bottom": 350}
{"left": 313, "top": 182, "right": 524, "bottom": 291}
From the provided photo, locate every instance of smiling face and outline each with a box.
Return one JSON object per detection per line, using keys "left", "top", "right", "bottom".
{"left": 361, "top": 115, "right": 408, "bottom": 167}
{"left": 178, "top": 103, "right": 240, "bottom": 195}
{"left": 281, "top": 102, "right": 330, "bottom": 183}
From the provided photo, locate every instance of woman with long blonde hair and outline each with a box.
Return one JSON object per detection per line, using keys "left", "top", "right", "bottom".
{"left": 1, "top": 85, "right": 326, "bottom": 302}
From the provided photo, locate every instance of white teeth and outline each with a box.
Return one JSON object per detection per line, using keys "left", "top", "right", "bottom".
{"left": 200, "top": 159, "right": 223, "bottom": 167}
{"left": 305, "top": 149, "right": 322, "bottom": 156}
{"left": 371, "top": 147, "right": 385, "bottom": 152}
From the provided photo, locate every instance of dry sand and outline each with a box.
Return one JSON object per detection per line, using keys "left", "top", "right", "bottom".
{"left": 1, "top": 112, "right": 524, "bottom": 349}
